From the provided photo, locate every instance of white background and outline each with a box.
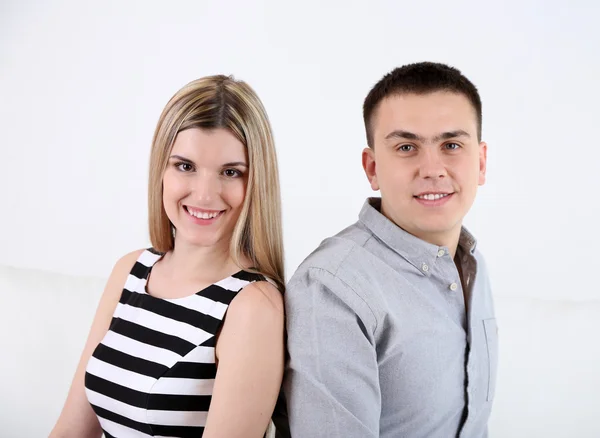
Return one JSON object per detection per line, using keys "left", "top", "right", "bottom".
{"left": 2, "top": 0, "right": 599, "bottom": 301}
{"left": 2, "top": 1, "right": 600, "bottom": 437}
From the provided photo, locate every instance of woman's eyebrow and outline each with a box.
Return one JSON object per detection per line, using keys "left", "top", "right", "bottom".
{"left": 169, "top": 154, "right": 193, "bottom": 163}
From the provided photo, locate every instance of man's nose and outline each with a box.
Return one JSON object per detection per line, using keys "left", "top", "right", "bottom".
{"left": 418, "top": 149, "right": 447, "bottom": 179}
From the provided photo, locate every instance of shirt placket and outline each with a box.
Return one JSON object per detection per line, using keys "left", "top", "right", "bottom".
{"left": 460, "top": 252, "right": 479, "bottom": 437}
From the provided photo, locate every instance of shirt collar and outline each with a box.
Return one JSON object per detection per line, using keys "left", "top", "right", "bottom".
{"left": 358, "top": 198, "right": 477, "bottom": 275}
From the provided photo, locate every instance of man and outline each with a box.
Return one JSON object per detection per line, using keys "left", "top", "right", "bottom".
{"left": 283, "top": 62, "right": 498, "bottom": 437}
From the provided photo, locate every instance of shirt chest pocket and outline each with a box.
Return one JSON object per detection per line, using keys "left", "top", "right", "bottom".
{"left": 483, "top": 318, "right": 498, "bottom": 402}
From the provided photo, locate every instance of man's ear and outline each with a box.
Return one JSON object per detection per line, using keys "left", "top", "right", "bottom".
{"left": 478, "top": 142, "right": 488, "bottom": 186}
{"left": 362, "top": 147, "right": 379, "bottom": 191}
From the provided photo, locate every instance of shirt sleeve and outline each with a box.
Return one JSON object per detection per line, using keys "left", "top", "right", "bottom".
{"left": 283, "top": 267, "right": 381, "bottom": 438}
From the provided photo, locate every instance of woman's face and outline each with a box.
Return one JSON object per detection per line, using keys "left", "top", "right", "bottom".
{"left": 162, "top": 128, "right": 248, "bottom": 250}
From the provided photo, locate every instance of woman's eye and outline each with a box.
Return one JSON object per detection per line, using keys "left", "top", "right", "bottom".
{"left": 176, "top": 162, "right": 193, "bottom": 172}
{"left": 399, "top": 144, "right": 414, "bottom": 152}
{"left": 223, "top": 168, "right": 241, "bottom": 178}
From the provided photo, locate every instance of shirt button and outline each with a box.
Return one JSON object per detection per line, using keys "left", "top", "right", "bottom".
{"left": 437, "top": 249, "right": 445, "bottom": 257}
{"left": 450, "top": 282, "right": 458, "bottom": 291}
{"left": 422, "top": 263, "right": 429, "bottom": 272}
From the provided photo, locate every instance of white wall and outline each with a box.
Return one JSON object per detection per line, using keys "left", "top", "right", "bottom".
{"left": 2, "top": 0, "right": 599, "bottom": 301}
{"left": 1, "top": 2, "right": 600, "bottom": 435}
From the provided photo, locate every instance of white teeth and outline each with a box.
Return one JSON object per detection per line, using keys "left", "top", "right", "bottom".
{"left": 187, "top": 208, "right": 220, "bottom": 219}
{"left": 418, "top": 193, "right": 449, "bottom": 201}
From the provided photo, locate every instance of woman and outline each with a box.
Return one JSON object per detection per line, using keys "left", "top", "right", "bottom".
{"left": 50, "top": 75, "right": 286, "bottom": 438}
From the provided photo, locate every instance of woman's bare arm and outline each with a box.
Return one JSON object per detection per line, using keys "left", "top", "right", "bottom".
{"left": 49, "top": 249, "right": 143, "bottom": 438}
{"left": 203, "top": 281, "right": 285, "bottom": 438}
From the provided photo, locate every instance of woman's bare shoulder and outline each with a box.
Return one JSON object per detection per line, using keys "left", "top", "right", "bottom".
{"left": 231, "top": 280, "right": 284, "bottom": 316}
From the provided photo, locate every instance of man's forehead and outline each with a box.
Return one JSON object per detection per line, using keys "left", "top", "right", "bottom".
{"left": 373, "top": 92, "right": 478, "bottom": 136}
{"left": 378, "top": 91, "right": 474, "bottom": 115}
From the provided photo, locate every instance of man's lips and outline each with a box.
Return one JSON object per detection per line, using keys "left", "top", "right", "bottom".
{"left": 413, "top": 192, "right": 455, "bottom": 206}
{"left": 414, "top": 192, "right": 454, "bottom": 200}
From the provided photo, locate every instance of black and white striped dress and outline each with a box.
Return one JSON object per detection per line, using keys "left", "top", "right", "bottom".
{"left": 84, "top": 248, "right": 267, "bottom": 437}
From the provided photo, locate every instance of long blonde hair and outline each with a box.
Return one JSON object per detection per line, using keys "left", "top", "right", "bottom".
{"left": 147, "top": 75, "right": 284, "bottom": 292}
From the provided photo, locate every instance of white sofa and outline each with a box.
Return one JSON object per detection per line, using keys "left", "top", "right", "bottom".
{"left": 1, "top": 264, "right": 599, "bottom": 437}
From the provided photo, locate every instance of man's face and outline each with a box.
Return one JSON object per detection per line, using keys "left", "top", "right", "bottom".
{"left": 362, "top": 91, "right": 487, "bottom": 246}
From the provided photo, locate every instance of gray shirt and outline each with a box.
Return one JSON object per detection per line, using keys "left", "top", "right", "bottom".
{"left": 282, "top": 198, "right": 498, "bottom": 438}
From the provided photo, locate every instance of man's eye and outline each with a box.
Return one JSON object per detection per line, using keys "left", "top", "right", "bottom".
{"left": 176, "top": 162, "right": 193, "bottom": 172}
{"left": 445, "top": 143, "right": 460, "bottom": 150}
{"left": 223, "top": 169, "right": 241, "bottom": 178}
{"left": 399, "top": 144, "right": 414, "bottom": 152}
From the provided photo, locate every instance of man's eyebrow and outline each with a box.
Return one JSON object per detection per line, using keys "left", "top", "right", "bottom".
{"left": 384, "top": 130, "right": 425, "bottom": 142}
{"left": 432, "top": 130, "right": 471, "bottom": 142}
{"left": 384, "top": 129, "right": 471, "bottom": 143}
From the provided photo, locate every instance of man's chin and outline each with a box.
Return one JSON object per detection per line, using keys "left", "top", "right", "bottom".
{"left": 403, "top": 219, "right": 462, "bottom": 241}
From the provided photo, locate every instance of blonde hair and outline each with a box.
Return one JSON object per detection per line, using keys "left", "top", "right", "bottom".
{"left": 148, "top": 75, "right": 284, "bottom": 292}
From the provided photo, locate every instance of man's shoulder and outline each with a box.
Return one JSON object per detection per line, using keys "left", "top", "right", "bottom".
{"left": 291, "top": 221, "right": 372, "bottom": 281}
{"left": 286, "top": 221, "right": 380, "bottom": 328}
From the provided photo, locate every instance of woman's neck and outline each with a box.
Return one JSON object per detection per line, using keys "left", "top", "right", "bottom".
{"left": 161, "top": 238, "right": 242, "bottom": 283}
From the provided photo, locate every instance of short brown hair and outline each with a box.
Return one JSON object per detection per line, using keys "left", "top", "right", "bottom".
{"left": 363, "top": 62, "right": 482, "bottom": 147}
{"left": 147, "top": 75, "right": 285, "bottom": 291}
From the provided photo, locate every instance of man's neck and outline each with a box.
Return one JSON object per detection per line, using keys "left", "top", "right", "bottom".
{"left": 378, "top": 199, "right": 463, "bottom": 256}
{"left": 418, "top": 228, "right": 462, "bottom": 258}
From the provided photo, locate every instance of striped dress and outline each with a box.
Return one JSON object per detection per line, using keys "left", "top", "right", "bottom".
{"left": 84, "top": 248, "right": 267, "bottom": 437}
